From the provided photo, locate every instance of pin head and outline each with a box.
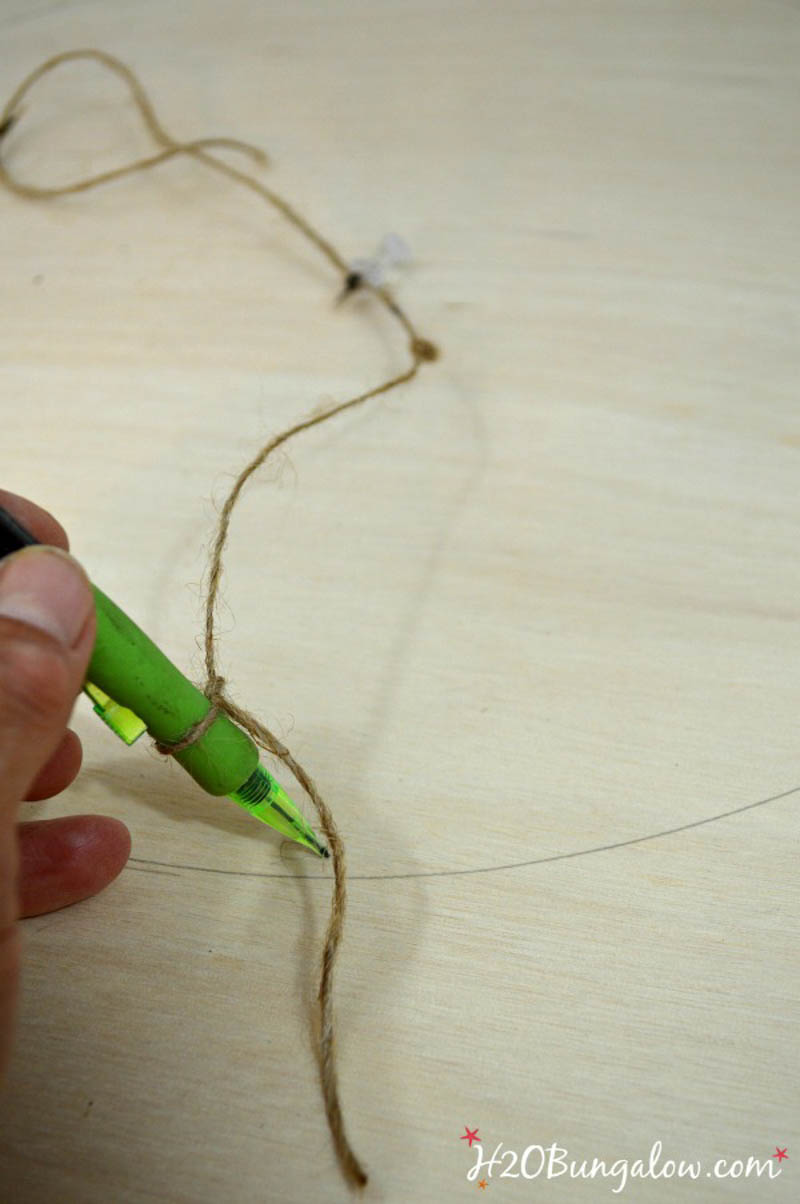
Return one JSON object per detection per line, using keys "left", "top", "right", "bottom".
{"left": 343, "top": 232, "right": 413, "bottom": 293}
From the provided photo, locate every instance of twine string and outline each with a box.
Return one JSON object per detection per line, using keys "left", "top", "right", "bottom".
{"left": 0, "top": 48, "right": 440, "bottom": 1190}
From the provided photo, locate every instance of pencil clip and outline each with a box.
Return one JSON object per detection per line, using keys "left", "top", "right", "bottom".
{"left": 84, "top": 681, "right": 147, "bottom": 745}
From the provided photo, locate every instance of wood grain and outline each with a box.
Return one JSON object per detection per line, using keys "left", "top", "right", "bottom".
{"left": 0, "top": 3, "right": 797, "bottom": 1200}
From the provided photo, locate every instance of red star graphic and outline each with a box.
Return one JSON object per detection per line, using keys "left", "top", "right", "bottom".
{"left": 773, "top": 1147, "right": 789, "bottom": 1162}
{"left": 478, "top": 1180, "right": 488, "bottom": 1190}
{"left": 460, "top": 1126, "right": 480, "bottom": 1147}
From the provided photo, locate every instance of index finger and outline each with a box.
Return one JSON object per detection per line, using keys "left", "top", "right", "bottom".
{"left": 0, "top": 491, "right": 69, "bottom": 551}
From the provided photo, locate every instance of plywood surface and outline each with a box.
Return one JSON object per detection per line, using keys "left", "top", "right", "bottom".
{"left": 0, "top": 2, "right": 797, "bottom": 1201}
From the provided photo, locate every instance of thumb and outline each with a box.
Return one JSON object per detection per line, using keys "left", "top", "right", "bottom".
{"left": 0, "top": 547, "right": 95, "bottom": 844}
{"left": 0, "top": 547, "right": 96, "bottom": 1079}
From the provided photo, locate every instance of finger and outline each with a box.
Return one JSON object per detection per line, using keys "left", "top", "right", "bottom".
{"left": 0, "top": 548, "right": 96, "bottom": 930}
{"left": 23, "top": 729, "right": 83, "bottom": 801}
{"left": 0, "top": 490, "right": 69, "bottom": 551}
{"left": 18, "top": 816, "right": 131, "bottom": 918}
{"left": 0, "top": 550, "right": 94, "bottom": 802}
{"left": 0, "top": 542, "right": 94, "bottom": 1078}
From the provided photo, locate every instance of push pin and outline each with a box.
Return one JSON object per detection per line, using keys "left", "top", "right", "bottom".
{"left": 337, "top": 232, "right": 412, "bottom": 302}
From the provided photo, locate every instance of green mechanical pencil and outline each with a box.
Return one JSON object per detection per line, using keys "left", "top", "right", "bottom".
{"left": 0, "top": 505, "right": 328, "bottom": 859}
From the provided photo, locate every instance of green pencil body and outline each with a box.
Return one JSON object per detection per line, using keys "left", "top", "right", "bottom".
{"left": 90, "top": 586, "right": 257, "bottom": 795}
{"left": 87, "top": 587, "right": 328, "bottom": 857}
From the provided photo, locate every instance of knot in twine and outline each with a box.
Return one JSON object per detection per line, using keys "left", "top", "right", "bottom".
{"left": 410, "top": 336, "right": 439, "bottom": 363}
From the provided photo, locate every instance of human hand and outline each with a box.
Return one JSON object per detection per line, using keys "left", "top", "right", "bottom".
{"left": 0, "top": 491, "right": 130, "bottom": 1077}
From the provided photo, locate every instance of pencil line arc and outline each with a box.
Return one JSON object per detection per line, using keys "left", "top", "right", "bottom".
{"left": 126, "top": 782, "right": 800, "bottom": 883}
